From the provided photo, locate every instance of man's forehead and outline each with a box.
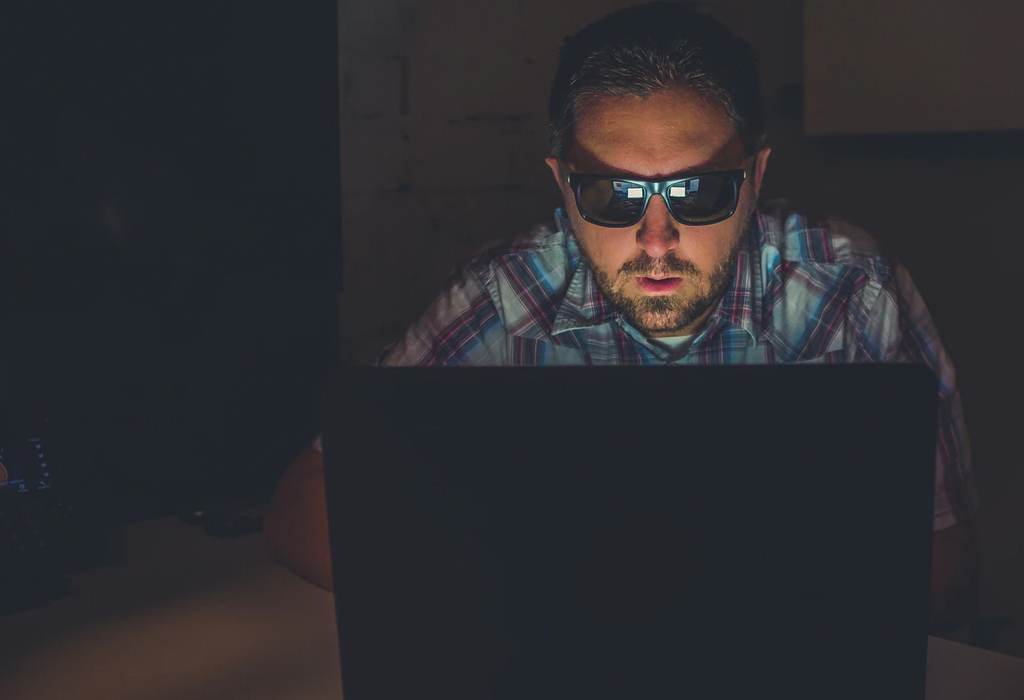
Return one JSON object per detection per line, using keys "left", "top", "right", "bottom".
{"left": 568, "top": 90, "right": 742, "bottom": 179}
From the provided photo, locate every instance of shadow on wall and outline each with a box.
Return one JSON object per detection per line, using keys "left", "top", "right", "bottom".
{"left": 0, "top": 0, "right": 341, "bottom": 518}
{"left": 2, "top": 124, "right": 329, "bottom": 516}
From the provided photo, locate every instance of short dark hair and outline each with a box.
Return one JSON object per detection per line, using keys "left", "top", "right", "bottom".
{"left": 548, "top": 1, "right": 766, "bottom": 160}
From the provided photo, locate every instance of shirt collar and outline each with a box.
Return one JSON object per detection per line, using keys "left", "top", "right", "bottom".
{"left": 549, "top": 207, "right": 764, "bottom": 344}
{"left": 704, "top": 211, "right": 763, "bottom": 344}
{"left": 550, "top": 210, "right": 618, "bottom": 335}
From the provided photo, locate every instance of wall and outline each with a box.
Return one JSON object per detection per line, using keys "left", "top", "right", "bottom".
{"left": 337, "top": 0, "right": 1024, "bottom": 655}
{"left": 804, "top": 0, "right": 1024, "bottom": 134}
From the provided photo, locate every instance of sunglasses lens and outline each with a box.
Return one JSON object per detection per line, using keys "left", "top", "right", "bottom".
{"left": 666, "top": 175, "right": 737, "bottom": 224}
{"left": 574, "top": 173, "right": 741, "bottom": 226}
{"left": 576, "top": 179, "right": 647, "bottom": 226}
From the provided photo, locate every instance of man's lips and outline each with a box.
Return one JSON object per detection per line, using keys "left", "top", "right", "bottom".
{"left": 636, "top": 276, "right": 683, "bottom": 294}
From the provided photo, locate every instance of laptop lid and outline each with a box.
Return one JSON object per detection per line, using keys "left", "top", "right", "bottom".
{"left": 323, "top": 364, "right": 938, "bottom": 700}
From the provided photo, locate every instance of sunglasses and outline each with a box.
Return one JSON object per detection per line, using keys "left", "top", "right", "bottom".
{"left": 567, "top": 163, "right": 749, "bottom": 228}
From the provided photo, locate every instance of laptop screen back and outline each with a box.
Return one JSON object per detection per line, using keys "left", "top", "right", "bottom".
{"left": 324, "top": 364, "right": 938, "bottom": 700}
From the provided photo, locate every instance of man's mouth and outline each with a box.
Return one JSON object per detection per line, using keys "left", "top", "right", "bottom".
{"left": 636, "top": 276, "right": 683, "bottom": 294}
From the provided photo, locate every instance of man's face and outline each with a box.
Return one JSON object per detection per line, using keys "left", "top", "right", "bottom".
{"left": 546, "top": 88, "right": 770, "bottom": 338}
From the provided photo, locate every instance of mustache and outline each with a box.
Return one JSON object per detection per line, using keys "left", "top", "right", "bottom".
{"left": 619, "top": 251, "right": 698, "bottom": 278}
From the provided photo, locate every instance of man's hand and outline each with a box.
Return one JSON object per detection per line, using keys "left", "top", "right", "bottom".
{"left": 930, "top": 520, "right": 980, "bottom": 635}
{"left": 264, "top": 446, "right": 334, "bottom": 591}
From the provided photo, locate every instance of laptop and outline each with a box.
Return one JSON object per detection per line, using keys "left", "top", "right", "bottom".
{"left": 322, "top": 364, "right": 938, "bottom": 700}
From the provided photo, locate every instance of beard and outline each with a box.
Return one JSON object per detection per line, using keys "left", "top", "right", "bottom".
{"left": 567, "top": 212, "right": 751, "bottom": 336}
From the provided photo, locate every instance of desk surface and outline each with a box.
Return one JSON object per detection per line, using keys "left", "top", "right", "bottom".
{"left": 1, "top": 517, "right": 1022, "bottom": 700}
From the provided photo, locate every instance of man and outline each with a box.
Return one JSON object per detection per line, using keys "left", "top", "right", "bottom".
{"left": 265, "top": 1, "right": 980, "bottom": 634}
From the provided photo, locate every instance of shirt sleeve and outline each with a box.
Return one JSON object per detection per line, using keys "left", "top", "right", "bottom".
{"left": 378, "top": 264, "right": 508, "bottom": 366}
{"left": 859, "top": 263, "right": 979, "bottom": 531}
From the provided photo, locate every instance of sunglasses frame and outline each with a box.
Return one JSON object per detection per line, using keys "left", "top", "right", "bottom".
{"left": 567, "top": 167, "right": 748, "bottom": 228}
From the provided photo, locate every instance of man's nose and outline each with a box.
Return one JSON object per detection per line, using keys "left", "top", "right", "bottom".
{"left": 636, "top": 195, "right": 680, "bottom": 259}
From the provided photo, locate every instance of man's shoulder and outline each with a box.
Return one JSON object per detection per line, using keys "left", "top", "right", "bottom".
{"left": 756, "top": 199, "right": 895, "bottom": 283}
{"left": 459, "top": 216, "right": 574, "bottom": 307}
{"left": 465, "top": 217, "right": 569, "bottom": 276}
{"left": 753, "top": 200, "right": 904, "bottom": 359}
{"left": 443, "top": 214, "right": 579, "bottom": 344}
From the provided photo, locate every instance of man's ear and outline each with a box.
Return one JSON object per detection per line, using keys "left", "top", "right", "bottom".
{"left": 545, "top": 157, "right": 567, "bottom": 195}
{"left": 752, "top": 147, "right": 771, "bottom": 197}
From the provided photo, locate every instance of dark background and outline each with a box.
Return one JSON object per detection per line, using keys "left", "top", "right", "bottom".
{"left": 0, "top": 1, "right": 341, "bottom": 518}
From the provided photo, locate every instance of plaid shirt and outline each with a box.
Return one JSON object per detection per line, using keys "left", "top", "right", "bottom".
{"left": 376, "top": 200, "right": 977, "bottom": 531}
